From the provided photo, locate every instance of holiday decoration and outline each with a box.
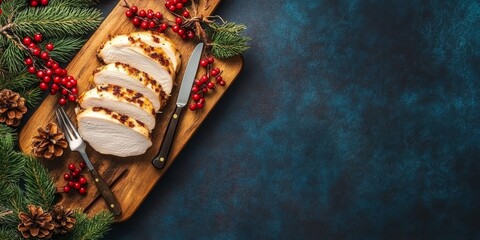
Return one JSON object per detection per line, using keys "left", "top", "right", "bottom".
{"left": 62, "top": 162, "right": 88, "bottom": 195}
{"left": 0, "top": 133, "right": 113, "bottom": 239}
{"left": 32, "top": 122, "right": 68, "bottom": 159}
{"left": 17, "top": 205, "right": 54, "bottom": 239}
{"left": 122, "top": 0, "right": 250, "bottom": 110}
{"left": 0, "top": 89, "right": 28, "bottom": 126}
{"left": 51, "top": 205, "right": 76, "bottom": 235}
{"left": 0, "top": 0, "right": 102, "bottom": 108}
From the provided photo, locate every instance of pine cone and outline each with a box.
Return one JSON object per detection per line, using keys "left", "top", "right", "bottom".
{"left": 32, "top": 122, "right": 68, "bottom": 159}
{"left": 51, "top": 205, "right": 76, "bottom": 235}
{"left": 17, "top": 205, "right": 54, "bottom": 239}
{"left": 0, "top": 89, "right": 28, "bottom": 127}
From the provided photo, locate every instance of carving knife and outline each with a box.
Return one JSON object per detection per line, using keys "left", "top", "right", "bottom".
{"left": 152, "top": 42, "right": 204, "bottom": 169}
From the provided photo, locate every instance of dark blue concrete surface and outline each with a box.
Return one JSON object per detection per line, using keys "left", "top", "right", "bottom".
{"left": 100, "top": 1, "right": 480, "bottom": 239}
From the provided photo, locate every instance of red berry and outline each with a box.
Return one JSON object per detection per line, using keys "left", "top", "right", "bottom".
{"left": 68, "top": 181, "right": 74, "bottom": 187}
{"left": 52, "top": 63, "right": 59, "bottom": 69}
{"left": 74, "top": 182, "right": 81, "bottom": 189}
{"left": 79, "top": 162, "right": 86, "bottom": 169}
{"left": 79, "top": 187, "right": 87, "bottom": 194}
{"left": 175, "top": 17, "right": 183, "bottom": 24}
{"left": 202, "top": 87, "right": 208, "bottom": 93}
{"left": 64, "top": 173, "right": 71, "bottom": 180}
{"left": 24, "top": 58, "right": 33, "bottom": 65}
{"left": 147, "top": 12, "right": 154, "bottom": 19}
{"left": 28, "top": 43, "right": 36, "bottom": 49}
{"left": 172, "top": 25, "right": 180, "bottom": 32}
{"left": 43, "top": 76, "right": 51, "bottom": 83}
{"left": 219, "top": 80, "right": 226, "bottom": 86}
{"left": 147, "top": 9, "right": 153, "bottom": 14}
{"left": 40, "top": 51, "right": 49, "bottom": 59}
{"left": 68, "top": 164, "right": 76, "bottom": 171}
{"left": 177, "top": 28, "right": 185, "bottom": 35}
{"left": 148, "top": 21, "right": 156, "bottom": 29}
{"left": 125, "top": 10, "right": 134, "bottom": 18}
{"left": 207, "top": 82, "right": 215, "bottom": 89}
{"left": 130, "top": 6, "right": 138, "bottom": 13}
{"left": 155, "top": 12, "right": 163, "bottom": 19}
{"left": 138, "top": 10, "right": 146, "bottom": 17}
{"left": 74, "top": 168, "right": 81, "bottom": 175}
{"left": 165, "top": 1, "right": 172, "bottom": 8}
{"left": 61, "top": 89, "right": 68, "bottom": 96}
{"left": 33, "top": 33, "right": 42, "bottom": 42}
{"left": 169, "top": 5, "right": 176, "bottom": 12}
{"left": 132, "top": 17, "right": 141, "bottom": 26}
{"left": 196, "top": 102, "right": 204, "bottom": 109}
{"left": 51, "top": 83, "right": 60, "bottom": 90}
{"left": 54, "top": 68, "right": 64, "bottom": 76}
{"left": 45, "top": 69, "right": 53, "bottom": 76}
{"left": 70, "top": 79, "right": 77, "bottom": 87}
{"left": 40, "top": 0, "right": 48, "bottom": 6}
{"left": 187, "top": 31, "right": 195, "bottom": 39}
{"left": 198, "top": 97, "right": 205, "bottom": 104}
{"left": 201, "top": 75, "right": 209, "bottom": 83}
{"left": 49, "top": 89, "right": 57, "bottom": 95}
{"left": 192, "top": 93, "right": 200, "bottom": 101}
{"left": 71, "top": 170, "right": 78, "bottom": 177}
{"left": 71, "top": 87, "right": 78, "bottom": 94}
{"left": 39, "top": 82, "right": 48, "bottom": 90}
{"left": 140, "top": 21, "right": 149, "bottom": 29}
{"left": 183, "top": 10, "right": 190, "bottom": 18}
{"left": 45, "top": 43, "right": 54, "bottom": 51}
{"left": 32, "top": 48, "right": 41, "bottom": 56}
{"left": 58, "top": 97, "right": 67, "bottom": 105}
{"left": 208, "top": 57, "right": 214, "bottom": 63}
{"left": 194, "top": 79, "right": 202, "bottom": 86}
{"left": 200, "top": 59, "right": 209, "bottom": 67}
{"left": 28, "top": 66, "right": 36, "bottom": 73}
{"left": 176, "top": 3, "right": 183, "bottom": 9}
{"left": 189, "top": 103, "right": 197, "bottom": 111}
{"left": 60, "top": 78, "right": 68, "bottom": 86}
{"left": 192, "top": 86, "right": 199, "bottom": 93}
{"left": 53, "top": 76, "right": 61, "bottom": 83}
{"left": 216, "top": 75, "right": 223, "bottom": 82}
{"left": 23, "top": 37, "right": 32, "bottom": 45}
{"left": 210, "top": 69, "right": 219, "bottom": 76}
{"left": 160, "top": 23, "right": 168, "bottom": 30}
{"left": 65, "top": 81, "right": 73, "bottom": 89}
{"left": 68, "top": 94, "right": 76, "bottom": 102}
{"left": 63, "top": 186, "right": 70, "bottom": 193}
{"left": 182, "top": 0, "right": 188, "bottom": 3}
{"left": 36, "top": 70, "right": 45, "bottom": 78}
{"left": 79, "top": 177, "right": 87, "bottom": 185}
{"left": 30, "top": 0, "right": 38, "bottom": 7}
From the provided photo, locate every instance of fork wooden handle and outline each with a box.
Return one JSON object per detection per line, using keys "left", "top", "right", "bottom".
{"left": 89, "top": 169, "right": 122, "bottom": 216}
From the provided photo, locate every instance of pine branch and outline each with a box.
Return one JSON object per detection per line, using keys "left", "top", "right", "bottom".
{"left": 0, "top": 134, "right": 25, "bottom": 184}
{"left": 23, "top": 157, "right": 56, "bottom": 210}
{"left": 0, "top": 226, "right": 19, "bottom": 240}
{"left": 1, "top": 41, "right": 24, "bottom": 75}
{"left": 0, "top": 125, "right": 17, "bottom": 142}
{"left": 69, "top": 211, "right": 113, "bottom": 240}
{"left": 1, "top": 70, "right": 37, "bottom": 91}
{"left": 49, "top": 0, "right": 99, "bottom": 8}
{"left": 208, "top": 22, "right": 250, "bottom": 59}
{"left": 47, "top": 37, "right": 86, "bottom": 63}
{"left": 12, "top": 7, "right": 102, "bottom": 37}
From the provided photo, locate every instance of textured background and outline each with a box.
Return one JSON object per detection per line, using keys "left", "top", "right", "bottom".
{"left": 96, "top": 0, "right": 480, "bottom": 239}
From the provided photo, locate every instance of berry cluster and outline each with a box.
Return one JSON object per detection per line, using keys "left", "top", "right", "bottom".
{"left": 189, "top": 57, "right": 225, "bottom": 111}
{"left": 62, "top": 162, "right": 88, "bottom": 195}
{"left": 23, "top": 33, "right": 78, "bottom": 105}
{"left": 29, "top": 0, "right": 49, "bottom": 7}
{"left": 124, "top": 2, "right": 195, "bottom": 40}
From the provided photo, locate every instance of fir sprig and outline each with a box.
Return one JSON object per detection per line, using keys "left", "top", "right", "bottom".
{"left": 208, "top": 22, "right": 251, "bottom": 59}
{"left": 23, "top": 157, "right": 56, "bottom": 210}
{"left": 12, "top": 7, "right": 102, "bottom": 37}
{"left": 47, "top": 37, "right": 87, "bottom": 62}
{"left": 49, "top": 0, "right": 99, "bottom": 8}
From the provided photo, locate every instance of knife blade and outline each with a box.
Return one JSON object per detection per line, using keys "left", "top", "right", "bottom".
{"left": 152, "top": 42, "right": 204, "bottom": 169}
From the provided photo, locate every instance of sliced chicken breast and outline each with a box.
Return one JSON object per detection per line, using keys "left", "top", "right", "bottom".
{"left": 78, "top": 84, "right": 156, "bottom": 131}
{"left": 77, "top": 107, "right": 152, "bottom": 157}
{"left": 97, "top": 35, "right": 175, "bottom": 94}
{"left": 92, "top": 63, "right": 167, "bottom": 111}
{"left": 129, "top": 31, "right": 181, "bottom": 73}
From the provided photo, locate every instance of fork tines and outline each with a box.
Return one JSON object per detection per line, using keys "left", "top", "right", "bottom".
{"left": 55, "top": 107, "right": 79, "bottom": 141}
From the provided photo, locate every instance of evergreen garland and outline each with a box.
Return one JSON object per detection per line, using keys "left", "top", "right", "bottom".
{"left": 0, "top": 133, "right": 113, "bottom": 239}
{"left": 0, "top": 0, "right": 102, "bottom": 107}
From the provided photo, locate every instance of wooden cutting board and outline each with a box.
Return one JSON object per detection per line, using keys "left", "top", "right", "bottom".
{"left": 18, "top": 0, "right": 242, "bottom": 222}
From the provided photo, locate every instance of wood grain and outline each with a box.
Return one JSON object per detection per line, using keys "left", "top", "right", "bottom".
{"left": 18, "top": 0, "right": 243, "bottom": 222}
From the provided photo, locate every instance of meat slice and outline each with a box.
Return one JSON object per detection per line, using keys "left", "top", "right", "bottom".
{"left": 97, "top": 34, "right": 175, "bottom": 95}
{"left": 129, "top": 31, "right": 181, "bottom": 73}
{"left": 92, "top": 63, "right": 167, "bottom": 111}
{"left": 77, "top": 107, "right": 152, "bottom": 157}
{"left": 78, "top": 84, "right": 156, "bottom": 131}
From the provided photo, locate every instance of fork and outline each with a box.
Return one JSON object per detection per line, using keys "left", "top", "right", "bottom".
{"left": 55, "top": 107, "right": 122, "bottom": 216}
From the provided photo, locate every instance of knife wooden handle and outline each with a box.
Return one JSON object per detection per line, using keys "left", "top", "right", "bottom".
{"left": 152, "top": 105, "right": 184, "bottom": 169}
{"left": 89, "top": 168, "right": 122, "bottom": 216}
